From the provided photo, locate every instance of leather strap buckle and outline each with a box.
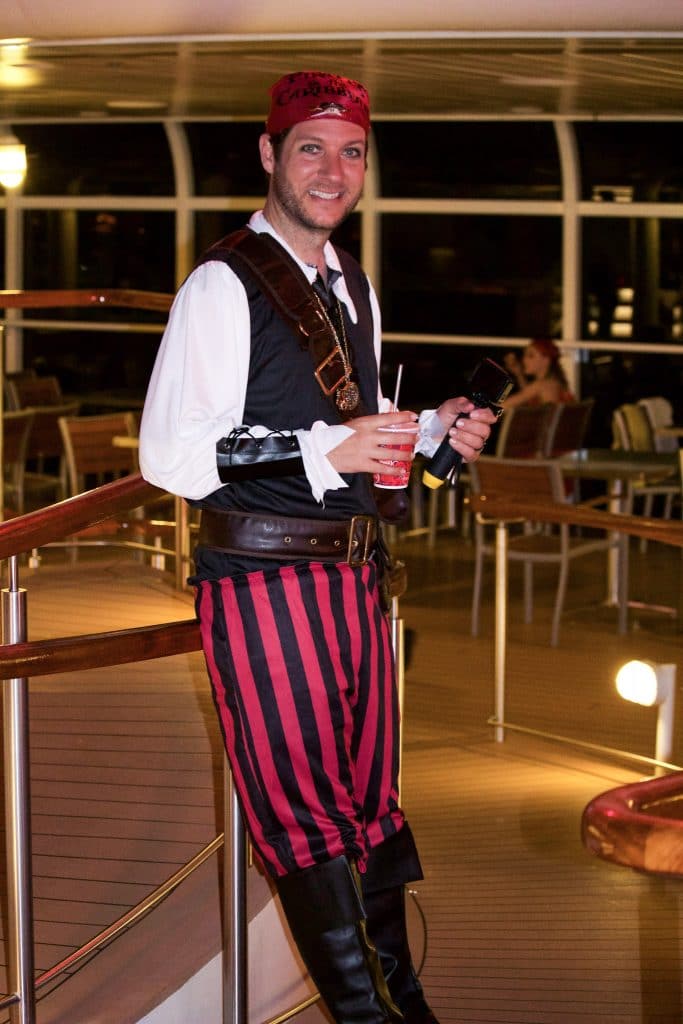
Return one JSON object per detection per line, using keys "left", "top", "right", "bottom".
{"left": 347, "top": 515, "right": 375, "bottom": 566}
{"left": 314, "top": 347, "right": 346, "bottom": 397}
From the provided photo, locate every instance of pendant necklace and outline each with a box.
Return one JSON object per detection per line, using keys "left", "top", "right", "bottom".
{"left": 314, "top": 295, "right": 360, "bottom": 412}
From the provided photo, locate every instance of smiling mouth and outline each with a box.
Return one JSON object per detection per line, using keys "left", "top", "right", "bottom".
{"left": 309, "top": 189, "right": 343, "bottom": 200}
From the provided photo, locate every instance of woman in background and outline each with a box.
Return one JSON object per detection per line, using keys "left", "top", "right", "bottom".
{"left": 503, "top": 338, "right": 574, "bottom": 408}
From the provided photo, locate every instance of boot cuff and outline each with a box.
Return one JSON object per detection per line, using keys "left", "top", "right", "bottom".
{"left": 362, "top": 824, "right": 424, "bottom": 894}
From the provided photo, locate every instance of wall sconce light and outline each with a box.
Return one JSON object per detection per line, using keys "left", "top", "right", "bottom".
{"left": 615, "top": 659, "right": 677, "bottom": 771}
{"left": 0, "top": 126, "right": 27, "bottom": 190}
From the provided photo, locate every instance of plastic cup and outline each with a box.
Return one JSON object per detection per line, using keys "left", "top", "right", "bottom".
{"left": 373, "top": 423, "right": 418, "bottom": 490}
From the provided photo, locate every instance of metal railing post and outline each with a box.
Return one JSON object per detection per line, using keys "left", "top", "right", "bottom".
{"left": 1, "top": 323, "right": 5, "bottom": 523}
{"left": 223, "top": 757, "right": 247, "bottom": 1024}
{"left": 493, "top": 521, "right": 509, "bottom": 743}
{"left": 174, "top": 495, "right": 189, "bottom": 591}
{"left": 391, "top": 595, "right": 405, "bottom": 795}
{"left": 2, "top": 555, "right": 36, "bottom": 1024}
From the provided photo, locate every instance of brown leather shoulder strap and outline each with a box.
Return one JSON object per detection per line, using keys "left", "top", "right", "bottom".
{"left": 204, "top": 228, "right": 332, "bottom": 358}
{"left": 201, "top": 227, "right": 364, "bottom": 419}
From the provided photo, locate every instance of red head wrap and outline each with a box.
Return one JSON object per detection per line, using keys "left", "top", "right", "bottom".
{"left": 266, "top": 71, "right": 371, "bottom": 136}
{"left": 531, "top": 338, "right": 560, "bottom": 363}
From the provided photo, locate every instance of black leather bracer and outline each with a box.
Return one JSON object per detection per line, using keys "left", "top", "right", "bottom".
{"left": 216, "top": 426, "right": 304, "bottom": 483}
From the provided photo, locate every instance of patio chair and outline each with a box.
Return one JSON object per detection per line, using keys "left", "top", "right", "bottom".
{"left": 469, "top": 455, "right": 627, "bottom": 646}
{"left": 6, "top": 373, "right": 64, "bottom": 410}
{"left": 58, "top": 410, "right": 175, "bottom": 567}
{"left": 495, "top": 403, "right": 556, "bottom": 458}
{"left": 22, "top": 400, "right": 81, "bottom": 508}
{"left": 638, "top": 396, "right": 678, "bottom": 453}
{"left": 612, "top": 402, "right": 679, "bottom": 551}
{"left": 58, "top": 410, "right": 138, "bottom": 495}
{"left": 543, "top": 398, "right": 595, "bottom": 456}
{"left": 2, "top": 409, "right": 34, "bottom": 516}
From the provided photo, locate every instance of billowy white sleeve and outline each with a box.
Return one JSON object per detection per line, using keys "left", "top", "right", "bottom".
{"left": 139, "top": 261, "right": 249, "bottom": 499}
{"left": 139, "top": 260, "right": 352, "bottom": 502}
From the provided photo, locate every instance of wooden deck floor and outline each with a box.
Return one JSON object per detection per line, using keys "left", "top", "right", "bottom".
{"left": 1, "top": 533, "right": 683, "bottom": 1024}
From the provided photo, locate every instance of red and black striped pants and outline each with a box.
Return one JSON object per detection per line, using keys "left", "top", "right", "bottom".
{"left": 195, "top": 558, "right": 404, "bottom": 878}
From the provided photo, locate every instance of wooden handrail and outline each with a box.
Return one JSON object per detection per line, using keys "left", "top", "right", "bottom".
{"left": 3, "top": 476, "right": 682, "bottom": 570}
{"left": 0, "top": 289, "right": 172, "bottom": 313}
{"left": 472, "top": 494, "right": 683, "bottom": 548}
{"left": 0, "top": 619, "right": 201, "bottom": 680}
{"left": 0, "top": 473, "right": 163, "bottom": 558}
{"left": 1, "top": 287, "right": 171, "bottom": 555}
{"left": 582, "top": 772, "right": 683, "bottom": 875}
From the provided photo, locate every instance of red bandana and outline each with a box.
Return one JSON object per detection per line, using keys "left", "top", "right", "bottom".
{"left": 266, "top": 71, "right": 371, "bottom": 136}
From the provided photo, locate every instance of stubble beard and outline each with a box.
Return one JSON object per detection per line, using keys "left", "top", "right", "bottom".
{"left": 271, "top": 165, "right": 359, "bottom": 236}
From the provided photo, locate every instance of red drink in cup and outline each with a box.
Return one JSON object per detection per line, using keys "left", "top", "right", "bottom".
{"left": 373, "top": 422, "right": 418, "bottom": 489}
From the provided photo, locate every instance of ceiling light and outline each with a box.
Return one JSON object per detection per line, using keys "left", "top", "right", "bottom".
{"left": 500, "top": 76, "right": 578, "bottom": 88}
{"left": 106, "top": 99, "right": 168, "bottom": 111}
{"left": 0, "top": 126, "right": 27, "bottom": 190}
{"left": 0, "top": 41, "right": 43, "bottom": 88}
{"left": 509, "top": 105, "right": 544, "bottom": 115}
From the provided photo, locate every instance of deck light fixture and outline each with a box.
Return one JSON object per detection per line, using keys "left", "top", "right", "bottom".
{"left": 615, "top": 659, "right": 677, "bottom": 770}
{"left": 0, "top": 126, "right": 26, "bottom": 189}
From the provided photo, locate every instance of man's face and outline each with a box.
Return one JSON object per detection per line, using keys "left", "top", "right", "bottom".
{"left": 260, "top": 119, "right": 367, "bottom": 235}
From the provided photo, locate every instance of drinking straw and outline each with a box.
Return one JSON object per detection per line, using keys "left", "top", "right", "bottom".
{"left": 393, "top": 364, "right": 404, "bottom": 409}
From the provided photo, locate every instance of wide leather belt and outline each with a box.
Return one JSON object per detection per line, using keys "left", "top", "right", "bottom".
{"left": 198, "top": 507, "right": 378, "bottom": 565}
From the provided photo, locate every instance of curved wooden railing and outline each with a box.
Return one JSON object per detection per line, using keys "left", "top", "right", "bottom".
{"left": 582, "top": 772, "right": 683, "bottom": 876}
{"left": 0, "top": 474, "right": 210, "bottom": 1024}
{"left": 0, "top": 472, "right": 161, "bottom": 557}
{"left": 0, "top": 288, "right": 172, "bottom": 313}
{"left": 471, "top": 492, "right": 683, "bottom": 548}
{"left": 1, "top": 289, "right": 172, "bottom": 530}
{"left": 0, "top": 615, "right": 201, "bottom": 681}
{"left": 0, "top": 481, "right": 195, "bottom": 689}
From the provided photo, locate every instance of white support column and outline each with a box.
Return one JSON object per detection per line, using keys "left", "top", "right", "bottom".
{"left": 164, "top": 121, "right": 195, "bottom": 288}
{"left": 3, "top": 184, "right": 24, "bottom": 372}
{"left": 362, "top": 129, "right": 381, "bottom": 299}
{"left": 554, "top": 120, "right": 582, "bottom": 398}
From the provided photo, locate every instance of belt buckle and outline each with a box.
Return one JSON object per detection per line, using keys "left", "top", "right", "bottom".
{"left": 347, "top": 515, "right": 374, "bottom": 566}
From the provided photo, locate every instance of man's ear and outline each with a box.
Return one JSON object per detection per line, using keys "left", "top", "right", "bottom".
{"left": 259, "top": 133, "right": 274, "bottom": 174}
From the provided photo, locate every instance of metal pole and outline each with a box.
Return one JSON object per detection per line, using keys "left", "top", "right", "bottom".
{"left": 174, "top": 495, "right": 189, "bottom": 591}
{"left": 1, "top": 322, "right": 5, "bottom": 522}
{"left": 391, "top": 595, "right": 405, "bottom": 796}
{"left": 607, "top": 479, "right": 625, "bottom": 607}
{"left": 223, "top": 756, "right": 247, "bottom": 1024}
{"left": 2, "top": 555, "right": 36, "bottom": 1024}
{"left": 494, "top": 522, "right": 508, "bottom": 743}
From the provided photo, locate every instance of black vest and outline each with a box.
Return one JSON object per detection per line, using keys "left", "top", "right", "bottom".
{"left": 197, "top": 231, "right": 378, "bottom": 520}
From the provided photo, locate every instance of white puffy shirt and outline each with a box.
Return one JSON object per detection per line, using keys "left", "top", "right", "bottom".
{"left": 139, "top": 211, "right": 442, "bottom": 503}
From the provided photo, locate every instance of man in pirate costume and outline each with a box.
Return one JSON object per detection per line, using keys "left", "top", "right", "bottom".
{"left": 139, "top": 70, "right": 495, "bottom": 1024}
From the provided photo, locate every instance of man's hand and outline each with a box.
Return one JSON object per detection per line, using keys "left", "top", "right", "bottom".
{"left": 435, "top": 397, "right": 497, "bottom": 463}
{"left": 327, "top": 411, "right": 419, "bottom": 479}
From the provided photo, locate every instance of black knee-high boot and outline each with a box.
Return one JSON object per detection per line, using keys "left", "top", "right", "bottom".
{"left": 275, "top": 855, "right": 403, "bottom": 1024}
{"left": 361, "top": 826, "right": 440, "bottom": 1024}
